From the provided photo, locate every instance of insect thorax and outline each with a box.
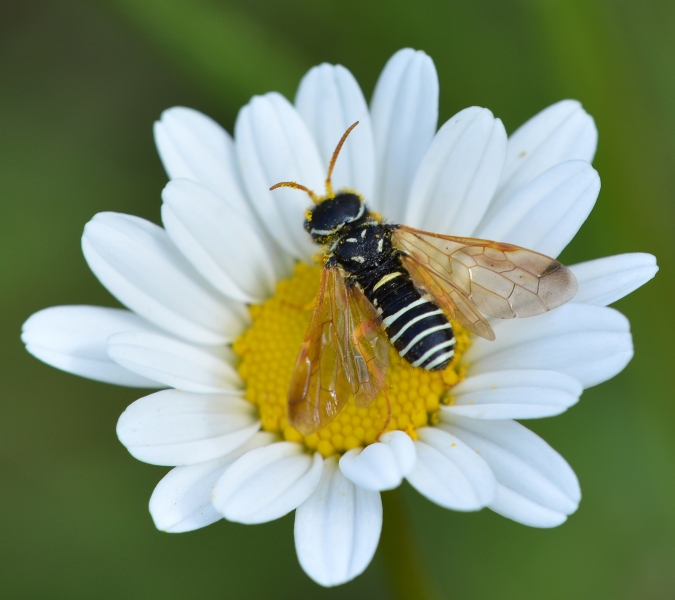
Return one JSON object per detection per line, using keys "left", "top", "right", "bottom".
{"left": 330, "top": 222, "right": 395, "bottom": 276}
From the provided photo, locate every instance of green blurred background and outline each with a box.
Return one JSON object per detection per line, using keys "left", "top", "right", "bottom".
{"left": 1, "top": 0, "right": 673, "bottom": 598}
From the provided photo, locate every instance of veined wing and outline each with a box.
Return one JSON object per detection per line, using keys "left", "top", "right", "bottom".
{"left": 391, "top": 225, "right": 578, "bottom": 340}
{"left": 399, "top": 253, "right": 496, "bottom": 340}
{"left": 287, "top": 266, "right": 389, "bottom": 435}
{"left": 343, "top": 283, "right": 389, "bottom": 408}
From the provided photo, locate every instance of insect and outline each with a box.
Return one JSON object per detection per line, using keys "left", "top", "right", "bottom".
{"left": 271, "top": 122, "right": 578, "bottom": 435}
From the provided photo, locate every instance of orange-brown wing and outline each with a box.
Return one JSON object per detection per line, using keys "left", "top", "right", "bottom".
{"left": 343, "top": 284, "right": 389, "bottom": 408}
{"left": 392, "top": 226, "right": 578, "bottom": 341}
{"left": 287, "top": 266, "right": 389, "bottom": 435}
{"left": 399, "top": 253, "right": 496, "bottom": 340}
{"left": 288, "top": 267, "right": 351, "bottom": 435}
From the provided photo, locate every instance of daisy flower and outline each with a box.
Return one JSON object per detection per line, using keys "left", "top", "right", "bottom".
{"left": 22, "top": 48, "right": 657, "bottom": 587}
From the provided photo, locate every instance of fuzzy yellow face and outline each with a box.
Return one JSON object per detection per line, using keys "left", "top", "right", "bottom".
{"left": 233, "top": 263, "right": 471, "bottom": 458}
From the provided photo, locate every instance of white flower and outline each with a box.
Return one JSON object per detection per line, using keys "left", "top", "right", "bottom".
{"left": 22, "top": 48, "right": 657, "bottom": 587}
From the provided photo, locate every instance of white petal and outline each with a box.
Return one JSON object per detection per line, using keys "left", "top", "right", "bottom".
{"left": 107, "top": 331, "right": 241, "bottom": 394}
{"left": 465, "top": 303, "right": 633, "bottom": 388}
{"left": 571, "top": 253, "right": 658, "bottom": 306}
{"left": 235, "top": 93, "right": 323, "bottom": 261}
{"left": 212, "top": 442, "right": 323, "bottom": 524}
{"left": 21, "top": 306, "right": 160, "bottom": 387}
{"left": 439, "top": 416, "right": 580, "bottom": 527}
{"left": 444, "top": 369, "right": 582, "bottom": 419}
{"left": 405, "top": 107, "right": 507, "bottom": 235}
{"left": 487, "top": 100, "right": 597, "bottom": 218}
{"left": 82, "top": 212, "right": 248, "bottom": 345}
{"left": 489, "top": 484, "right": 568, "bottom": 528}
{"left": 295, "top": 63, "right": 375, "bottom": 200}
{"left": 295, "top": 458, "right": 382, "bottom": 587}
{"left": 161, "top": 179, "right": 276, "bottom": 303}
{"left": 154, "top": 107, "right": 245, "bottom": 208}
{"left": 476, "top": 160, "right": 600, "bottom": 258}
{"left": 370, "top": 48, "right": 438, "bottom": 219}
{"left": 117, "top": 389, "right": 258, "bottom": 466}
{"left": 155, "top": 108, "right": 293, "bottom": 281}
{"left": 339, "top": 431, "right": 416, "bottom": 491}
{"left": 149, "top": 432, "right": 275, "bottom": 533}
{"left": 406, "top": 427, "right": 496, "bottom": 510}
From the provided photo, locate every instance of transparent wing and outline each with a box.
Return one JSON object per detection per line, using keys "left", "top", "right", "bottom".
{"left": 287, "top": 267, "right": 389, "bottom": 435}
{"left": 399, "top": 253, "right": 496, "bottom": 340}
{"left": 343, "top": 284, "right": 389, "bottom": 408}
{"left": 287, "top": 267, "right": 350, "bottom": 435}
{"left": 392, "top": 226, "right": 578, "bottom": 340}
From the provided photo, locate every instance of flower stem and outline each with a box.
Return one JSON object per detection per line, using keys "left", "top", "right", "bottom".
{"left": 380, "top": 487, "right": 440, "bottom": 600}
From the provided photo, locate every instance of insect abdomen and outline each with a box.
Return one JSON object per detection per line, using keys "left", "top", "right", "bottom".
{"left": 366, "top": 270, "right": 455, "bottom": 371}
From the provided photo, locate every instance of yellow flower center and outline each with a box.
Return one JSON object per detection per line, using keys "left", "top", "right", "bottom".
{"left": 233, "top": 263, "right": 470, "bottom": 457}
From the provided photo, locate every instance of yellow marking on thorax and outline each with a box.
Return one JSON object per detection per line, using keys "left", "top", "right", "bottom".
{"left": 373, "top": 271, "right": 402, "bottom": 291}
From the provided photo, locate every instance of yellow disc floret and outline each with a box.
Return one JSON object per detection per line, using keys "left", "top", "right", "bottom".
{"left": 233, "top": 263, "right": 470, "bottom": 458}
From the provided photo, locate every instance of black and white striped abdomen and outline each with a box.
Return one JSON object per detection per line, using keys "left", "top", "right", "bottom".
{"left": 366, "top": 270, "right": 455, "bottom": 371}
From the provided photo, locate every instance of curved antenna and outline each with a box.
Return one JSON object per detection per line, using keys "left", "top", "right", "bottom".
{"left": 270, "top": 121, "right": 360, "bottom": 204}
{"left": 325, "top": 121, "right": 359, "bottom": 197}
{"left": 269, "top": 181, "right": 320, "bottom": 204}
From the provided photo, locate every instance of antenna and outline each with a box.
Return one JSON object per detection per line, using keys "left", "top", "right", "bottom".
{"left": 269, "top": 121, "right": 360, "bottom": 202}
{"left": 269, "top": 181, "right": 320, "bottom": 204}
{"left": 325, "top": 121, "right": 359, "bottom": 197}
